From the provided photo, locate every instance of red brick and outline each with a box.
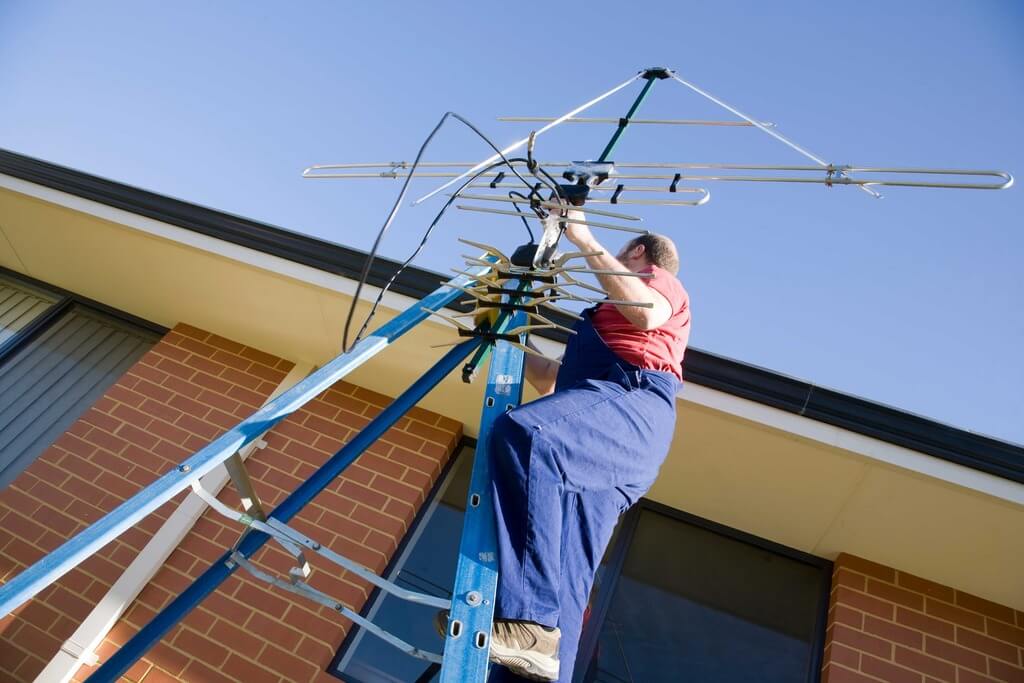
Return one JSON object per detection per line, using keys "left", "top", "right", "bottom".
{"left": 206, "top": 333, "right": 245, "bottom": 354}
{"left": 402, "top": 466, "right": 432, "bottom": 490}
{"left": 94, "top": 471, "right": 140, "bottom": 501}
{"left": 177, "top": 336, "right": 219, "bottom": 358}
{"left": 837, "top": 553, "right": 897, "bottom": 583}
{"left": 182, "top": 659, "right": 234, "bottom": 683}
{"left": 827, "top": 642, "right": 862, "bottom": 669}
{"left": 926, "top": 599, "right": 986, "bottom": 631}
{"left": 823, "top": 664, "right": 878, "bottom": 683}
{"left": 174, "top": 323, "right": 211, "bottom": 342}
{"left": 831, "top": 602, "right": 864, "bottom": 630}
{"left": 958, "top": 669, "right": 1001, "bottom": 683}
{"left": 321, "top": 390, "right": 368, "bottom": 414}
{"left": 209, "top": 618, "right": 264, "bottom": 655}
{"left": 924, "top": 635, "right": 987, "bottom": 672}
{"left": 389, "top": 446, "right": 438, "bottom": 475}
{"left": 304, "top": 414, "right": 348, "bottom": 440}
{"left": 204, "top": 408, "right": 238, "bottom": 431}
{"left": 168, "top": 394, "right": 210, "bottom": 417}
{"left": 117, "top": 423, "right": 160, "bottom": 450}
{"left": 247, "top": 612, "right": 302, "bottom": 651}
{"left": 861, "top": 653, "right": 922, "bottom": 683}
{"left": 221, "top": 653, "right": 280, "bottom": 683}
{"left": 81, "top": 407, "right": 123, "bottom": 433}
{"left": 183, "top": 352, "right": 227, "bottom": 377}
{"left": 61, "top": 475, "right": 112, "bottom": 507}
{"left": 318, "top": 510, "right": 370, "bottom": 542}
{"left": 868, "top": 578, "right": 925, "bottom": 611}
{"left": 893, "top": 645, "right": 955, "bottom": 682}
{"left": 836, "top": 585, "right": 896, "bottom": 620}
{"left": 172, "top": 626, "right": 225, "bottom": 666}
{"left": 956, "top": 592, "right": 1018, "bottom": 626}
{"left": 156, "top": 357, "right": 197, "bottom": 381}
{"left": 196, "top": 390, "right": 240, "bottom": 415}
{"left": 897, "top": 572, "right": 955, "bottom": 603}
{"left": 203, "top": 593, "right": 253, "bottom": 626}
{"left": 134, "top": 378, "right": 174, "bottom": 403}
{"left": 381, "top": 427, "right": 426, "bottom": 453}
{"left": 52, "top": 432, "right": 98, "bottom": 458}
{"left": 220, "top": 366, "right": 264, "bottom": 391}
{"left": 957, "top": 626, "right": 1020, "bottom": 664}
{"left": 419, "top": 440, "right": 450, "bottom": 459}
{"left": 404, "top": 419, "right": 453, "bottom": 445}
{"left": 240, "top": 346, "right": 279, "bottom": 368}
{"left": 193, "top": 372, "right": 233, "bottom": 395}
{"left": 257, "top": 641, "right": 319, "bottom": 680}
{"left": 371, "top": 473, "right": 422, "bottom": 502}
{"left": 830, "top": 622, "right": 894, "bottom": 659}
{"left": 175, "top": 413, "right": 220, "bottom": 440}
{"left": 350, "top": 504, "right": 406, "bottom": 538}
{"left": 339, "top": 480, "right": 388, "bottom": 509}
{"left": 234, "top": 582, "right": 291, "bottom": 619}
{"left": 83, "top": 427, "right": 130, "bottom": 455}
{"left": 988, "top": 658, "right": 1024, "bottom": 683}
{"left": 3, "top": 510, "right": 48, "bottom": 544}
{"left": 987, "top": 618, "right": 1024, "bottom": 648}
{"left": 248, "top": 362, "right": 285, "bottom": 383}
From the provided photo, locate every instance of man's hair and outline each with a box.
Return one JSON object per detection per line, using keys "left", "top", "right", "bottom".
{"left": 626, "top": 233, "right": 679, "bottom": 275}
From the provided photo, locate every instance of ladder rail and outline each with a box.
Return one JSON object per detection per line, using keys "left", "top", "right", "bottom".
{"left": 0, "top": 264, "right": 492, "bottom": 619}
{"left": 85, "top": 336, "right": 487, "bottom": 681}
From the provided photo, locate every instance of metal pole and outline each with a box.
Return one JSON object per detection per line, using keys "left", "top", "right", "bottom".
{"left": 86, "top": 336, "right": 485, "bottom": 682}
{"left": 0, "top": 265, "right": 491, "bottom": 618}
{"left": 597, "top": 73, "right": 660, "bottom": 162}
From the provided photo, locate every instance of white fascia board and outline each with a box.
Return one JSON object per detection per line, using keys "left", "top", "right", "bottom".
{"left": 0, "top": 174, "right": 421, "bottom": 315}
{"left": 4, "top": 173, "right": 1020, "bottom": 507}
{"left": 679, "top": 382, "right": 1024, "bottom": 506}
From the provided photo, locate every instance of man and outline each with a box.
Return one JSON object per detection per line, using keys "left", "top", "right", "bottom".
{"left": 484, "top": 211, "right": 691, "bottom": 682}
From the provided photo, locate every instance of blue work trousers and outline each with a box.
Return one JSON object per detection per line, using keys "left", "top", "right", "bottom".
{"left": 488, "top": 313, "right": 679, "bottom": 682}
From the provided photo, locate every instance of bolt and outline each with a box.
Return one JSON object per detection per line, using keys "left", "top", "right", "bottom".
{"left": 466, "top": 591, "right": 482, "bottom": 606}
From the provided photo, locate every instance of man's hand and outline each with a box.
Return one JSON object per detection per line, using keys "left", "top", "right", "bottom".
{"left": 561, "top": 209, "right": 599, "bottom": 251}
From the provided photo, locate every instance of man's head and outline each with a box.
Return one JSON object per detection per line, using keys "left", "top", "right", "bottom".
{"left": 616, "top": 233, "right": 679, "bottom": 275}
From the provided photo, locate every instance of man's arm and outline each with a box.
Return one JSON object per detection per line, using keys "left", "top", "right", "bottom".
{"left": 562, "top": 209, "right": 672, "bottom": 330}
{"left": 524, "top": 337, "right": 559, "bottom": 396}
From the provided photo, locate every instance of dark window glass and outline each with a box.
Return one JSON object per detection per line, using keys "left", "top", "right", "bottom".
{"left": 0, "top": 304, "right": 158, "bottom": 488}
{"left": 581, "top": 507, "right": 827, "bottom": 683}
{"left": 332, "top": 443, "right": 475, "bottom": 682}
{"left": 0, "top": 274, "right": 59, "bottom": 353}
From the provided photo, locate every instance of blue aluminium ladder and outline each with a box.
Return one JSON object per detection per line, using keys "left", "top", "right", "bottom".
{"left": 0, "top": 69, "right": 672, "bottom": 683}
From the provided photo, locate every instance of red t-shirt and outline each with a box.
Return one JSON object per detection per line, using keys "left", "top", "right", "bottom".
{"left": 590, "top": 265, "right": 691, "bottom": 380}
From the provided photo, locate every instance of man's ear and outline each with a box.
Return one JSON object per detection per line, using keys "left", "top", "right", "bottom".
{"left": 632, "top": 243, "right": 646, "bottom": 260}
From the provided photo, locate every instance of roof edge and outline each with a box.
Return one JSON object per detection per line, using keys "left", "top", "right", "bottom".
{"left": 1, "top": 148, "right": 1021, "bottom": 484}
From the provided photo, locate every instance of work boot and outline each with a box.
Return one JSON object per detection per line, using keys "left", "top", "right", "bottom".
{"left": 489, "top": 619, "right": 561, "bottom": 681}
{"left": 433, "top": 611, "right": 561, "bottom": 681}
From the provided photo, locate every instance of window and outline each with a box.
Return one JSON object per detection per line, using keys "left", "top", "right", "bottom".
{"left": 0, "top": 274, "right": 60, "bottom": 353}
{"left": 0, "top": 269, "right": 161, "bottom": 488}
{"left": 331, "top": 441, "right": 475, "bottom": 682}
{"left": 331, "top": 446, "right": 831, "bottom": 683}
{"left": 579, "top": 504, "right": 831, "bottom": 682}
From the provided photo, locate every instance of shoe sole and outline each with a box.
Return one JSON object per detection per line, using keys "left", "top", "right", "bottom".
{"left": 489, "top": 641, "right": 560, "bottom": 682}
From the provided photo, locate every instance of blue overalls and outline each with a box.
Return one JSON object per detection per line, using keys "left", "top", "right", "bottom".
{"left": 488, "top": 309, "right": 681, "bottom": 682}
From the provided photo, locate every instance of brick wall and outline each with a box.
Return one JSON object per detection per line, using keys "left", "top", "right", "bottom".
{"left": 0, "top": 323, "right": 463, "bottom": 683}
{"left": 823, "top": 553, "right": 1024, "bottom": 683}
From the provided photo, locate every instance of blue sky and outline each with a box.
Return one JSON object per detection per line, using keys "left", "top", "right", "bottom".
{"left": 1, "top": 2, "right": 1021, "bottom": 443}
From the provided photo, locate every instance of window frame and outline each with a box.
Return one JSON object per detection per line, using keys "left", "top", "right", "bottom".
{"left": 574, "top": 498, "right": 834, "bottom": 683}
{"left": 329, "top": 436, "right": 477, "bottom": 682}
{"left": 0, "top": 265, "right": 167, "bottom": 367}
